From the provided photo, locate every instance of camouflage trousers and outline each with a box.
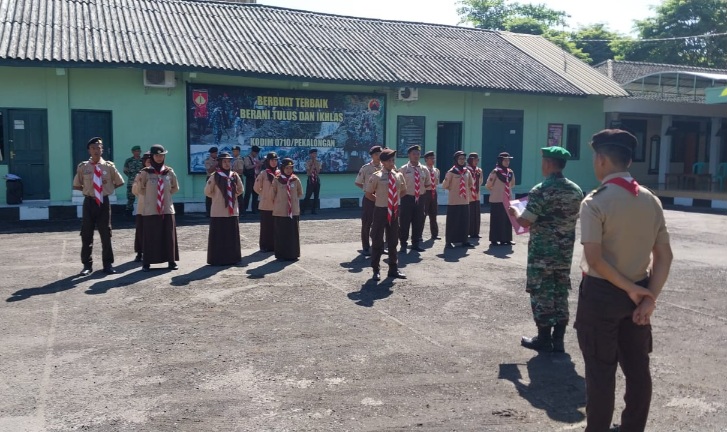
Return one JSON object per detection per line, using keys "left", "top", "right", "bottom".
{"left": 526, "top": 267, "right": 571, "bottom": 327}
{"left": 125, "top": 182, "right": 136, "bottom": 211}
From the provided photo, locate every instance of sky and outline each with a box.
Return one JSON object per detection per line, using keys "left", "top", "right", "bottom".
{"left": 257, "top": 0, "right": 660, "bottom": 36}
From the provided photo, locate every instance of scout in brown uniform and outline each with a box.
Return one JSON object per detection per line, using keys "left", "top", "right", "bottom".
{"left": 204, "top": 152, "right": 244, "bottom": 266}
{"left": 253, "top": 152, "right": 279, "bottom": 253}
{"left": 231, "top": 145, "right": 245, "bottom": 213}
{"left": 576, "top": 130, "right": 672, "bottom": 432}
{"left": 423, "top": 151, "right": 441, "bottom": 240}
{"left": 241, "top": 145, "right": 262, "bottom": 215}
{"left": 485, "top": 152, "right": 516, "bottom": 246}
{"left": 72, "top": 137, "right": 125, "bottom": 275}
{"left": 272, "top": 158, "right": 304, "bottom": 261}
{"left": 203, "top": 147, "right": 218, "bottom": 218}
{"left": 398, "top": 145, "right": 432, "bottom": 252}
{"left": 354, "top": 145, "right": 383, "bottom": 256}
{"left": 365, "top": 148, "right": 407, "bottom": 281}
{"left": 136, "top": 144, "right": 180, "bottom": 271}
{"left": 132, "top": 152, "right": 152, "bottom": 262}
{"left": 466, "top": 153, "right": 484, "bottom": 239}
{"left": 441, "top": 151, "right": 474, "bottom": 249}
{"left": 302, "top": 148, "right": 322, "bottom": 214}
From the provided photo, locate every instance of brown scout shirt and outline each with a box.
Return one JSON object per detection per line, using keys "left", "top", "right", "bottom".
{"left": 204, "top": 172, "right": 244, "bottom": 217}
{"left": 485, "top": 169, "right": 516, "bottom": 203}
{"left": 580, "top": 171, "right": 670, "bottom": 282}
{"left": 355, "top": 161, "right": 382, "bottom": 191}
{"left": 399, "top": 162, "right": 432, "bottom": 197}
{"left": 73, "top": 158, "right": 125, "bottom": 197}
{"left": 305, "top": 160, "right": 322, "bottom": 177}
{"left": 426, "top": 166, "right": 440, "bottom": 190}
{"left": 135, "top": 168, "right": 180, "bottom": 215}
{"left": 441, "top": 168, "right": 474, "bottom": 206}
{"left": 204, "top": 157, "right": 217, "bottom": 175}
{"left": 365, "top": 168, "right": 406, "bottom": 208}
{"left": 254, "top": 170, "right": 278, "bottom": 211}
{"left": 232, "top": 156, "right": 245, "bottom": 176}
{"left": 468, "top": 166, "right": 484, "bottom": 203}
{"left": 271, "top": 176, "right": 304, "bottom": 217}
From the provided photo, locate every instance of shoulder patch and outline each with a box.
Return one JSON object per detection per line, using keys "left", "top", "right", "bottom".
{"left": 77, "top": 161, "right": 87, "bottom": 168}
{"left": 589, "top": 185, "right": 607, "bottom": 196}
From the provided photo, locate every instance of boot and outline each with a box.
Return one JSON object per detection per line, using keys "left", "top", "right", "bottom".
{"left": 521, "top": 326, "right": 553, "bottom": 352}
{"left": 552, "top": 321, "right": 567, "bottom": 353}
{"left": 312, "top": 199, "right": 319, "bottom": 214}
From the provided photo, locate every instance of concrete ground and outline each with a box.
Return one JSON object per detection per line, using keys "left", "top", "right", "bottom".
{"left": 0, "top": 207, "right": 725, "bottom": 432}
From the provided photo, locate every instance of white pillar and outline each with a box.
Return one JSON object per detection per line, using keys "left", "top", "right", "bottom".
{"left": 709, "top": 117, "right": 721, "bottom": 176}
{"left": 658, "top": 115, "right": 672, "bottom": 185}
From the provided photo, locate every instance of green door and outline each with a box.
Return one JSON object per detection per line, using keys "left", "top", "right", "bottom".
{"left": 71, "top": 110, "right": 114, "bottom": 175}
{"left": 482, "top": 109, "right": 523, "bottom": 185}
{"left": 436, "top": 122, "right": 462, "bottom": 181}
{"left": 7, "top": 109, "right": 49, "bottom": 200}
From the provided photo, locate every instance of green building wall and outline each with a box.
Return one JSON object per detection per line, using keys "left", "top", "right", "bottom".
{"left": 0, "top": 65, "right": 606, "bottom": 205}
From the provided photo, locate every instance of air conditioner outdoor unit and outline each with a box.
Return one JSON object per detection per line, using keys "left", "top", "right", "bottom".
{"left": 143, "top": 70, "right": 176, "bottom": 88}
{"left": 398, "top": 87, "right": 418, "bottom": 101}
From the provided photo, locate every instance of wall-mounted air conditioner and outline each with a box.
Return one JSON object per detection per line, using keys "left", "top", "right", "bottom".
{"left": 397, "top": 87, "right": 419, "bottom": 101}
{"left": 143, "top": 70, "right": 176, "bottom": 88}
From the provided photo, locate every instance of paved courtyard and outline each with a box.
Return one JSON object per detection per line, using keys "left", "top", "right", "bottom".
{"left": 0, "top": 207, "right": 726, "bottom": 431}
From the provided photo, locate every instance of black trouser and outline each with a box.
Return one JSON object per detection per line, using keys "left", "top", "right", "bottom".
{"left": 423, "top": 191, "right": 438, "bottom": 238}
{"left": 205, "top": 174, "right": 212, "bottom": 217}
{"left": 575, "top": 275, "right": 653, "bottom": 432}
{"left": 398, "top": 194, "right": 425, "bottom": 246}
{"left": 370, "top": 207, "right": 399, "bottom": 273}
{"left": 80, "top": 196, "right": 114, "bottom": 267}
{"left": 469, "top": 200, "right": 481, "bottom": 237}
{"left": 242, "top": 174, "right": 258, "bottom": 213}
{"left": 302, "top": 178, "right": 320, "bottom": 213}
{"left": 361, "top": 196, "right": 375, "bottom": 250}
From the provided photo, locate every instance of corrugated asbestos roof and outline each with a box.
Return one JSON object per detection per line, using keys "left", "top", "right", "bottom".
{"left": 0, "top": 0, "right": 625, "bottom": 96}
{"left": 594, "top": 60, "right": 727, "bottom": 85}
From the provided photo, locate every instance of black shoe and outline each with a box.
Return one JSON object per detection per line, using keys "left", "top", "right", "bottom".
{"left": 432, "top": 236, "right": 441, "bottom": 240}
{"left": 445, "top": 243, "right": 454, "bottom": 249}
{"left": 134, "top": 253, "right": 142, "bottom": 262}
{"left": 387, "top": 270, "right": 407, "bottom": 279}
{"left": 411, "top": 244, "right": 425, "bottom": 252}
{"left": 400, "top": 242, "right": 408, "bottom": 253}
{"left": 168, "top": 262, "right": 178, "bottom": 270}
{"left": 80, "top": 265, "right": 92, "bottom": 276}
{"left": 470, "top": 235, "right": 481, "bottom": 239}
{"left": 372, "top": 271, "right": 380, "bottom": 281}
{"left": 462, "top": 242, "right": 475, "bottom": 248}
{"left": 383, "top": 248, "right": 389, "bottom": 254}
{"left": 362, "top": 247, "right": 371, "bottom": 256}
{"left": 521, "top": 335, "right": 553, "bottom": 352}
{"left": 102, "top": 265, "right": 117, "bottom": 274}
{"left": 490, "top": 242, "right": 499, "bottom": 246}
{"left": 142, "top": 264, "right": 150, "bottom": 272}
{"left": 504, "top": 241, "right": 516, "bottom": 245}
{"left": 609, "top": 425, "right": 620, "bottom": 432}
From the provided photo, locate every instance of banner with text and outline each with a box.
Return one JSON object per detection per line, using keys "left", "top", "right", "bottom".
{"left": 187, "top": 84, "right": 386, "bottom": 174}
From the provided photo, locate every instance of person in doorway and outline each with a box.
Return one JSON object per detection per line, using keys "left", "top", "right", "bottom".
{"left": 485, "top": 152, "right": 516, "bottom": 246}
{"left": 508, "top": 146, "right": 583, "bottom": 353}
{"left": 398, "top": 145, "right": 431, "bottom": 252}
{"left": 132, "top": 152, "right": 152, "bottom": 262}
{"left": 366, "top": 148, "right": 407, "bottom": 280}
{"left": 442, "top": 151, "right": 474, "bottom": 249}
{"left": 354, "top": 145, "right": 383, "bottom": 256}
{"left": 204, "top": 152, "right": 243, "bottom": 266}
{"left": 423, "top": 151, "right": 440, "bottom": 240}
{"left": 254, "top": 152, "right": 279, "bottom": 253}
{"left": 136, "top": 144, "right": 180, "bottom": 271}
{"left": 302, "top": 148, "right": 322, "bottom": 214}
{"left": 72, "top": 137, "right": 125, "bottom": 275}
{"left": 466, "top": 152, "right": 484, "bottom": 239}
{"left": 242, "top": 145, "right": 262, "bottom": 215}
{"left": 123, "top": 145, "right": 144, "bottom": 217}
{"left": 272, "top": 158, "right": 303, "bottom": 261}
{"left": 203, "top": 146, "right": 218, "bottom": 218}
{"left": 575, "top": 129, "right": 672, "bottom": 432}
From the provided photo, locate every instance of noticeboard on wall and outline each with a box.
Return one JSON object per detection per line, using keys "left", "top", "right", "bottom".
{"left": 396, "top": 116, "right": 425, "bottom": 154}
{"left": 547, "top": 123, "right": 564, "bottom": 147}
{"left": 186, "top": 84, "right": 386, "bottom": 174}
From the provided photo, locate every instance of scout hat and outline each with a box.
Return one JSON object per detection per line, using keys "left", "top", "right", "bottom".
{"left": 453, "top": 150, "right": 466, "bottom": 160}
{"left": 265, "top": 151, "right": 278, "bottom": 160}
{"left": 280, "top": 158, "right": 294, "bottom": 168}
{"left": 423, "top": 151, "right": 435, "bottom": 159}
{"left": 590, "top": 129, "right": 636, "bottom": 156}
{"left": 131, "top": 145, "right": 141, "bottom": 151}
{"left": 209, "top": 146, "right": 218, "bottom": 153}
{"left": 369, "top": 145, "right": 383, "bottom": 155}
{"left": 217, "top": 151, "right": 233, "bottom": 159}
{"left": 498, "top": 152, "right": 514, "bottom": 159}
{"left": 232, "top": 145, "right": 241, "bottom": 151}
{"left": 407, "top": 145, "right": 421, "bottom": 153}
{"left": 141, "top": 151, "right": 151, "bottom": 161}
{"left": 309, "top": 148, "right": 318, "bottom": 154}
{"left": 541, "top": 146, "right": 571, "bottom": 160}
{"left": 380, "top": 148, "right": 397, "bottom": 161}
{"left": 251, "top": 145, "right": 261, "bottom": 153}
{"left": 87, "top": 137, "right": 102, "bottom": 148}
{"left": 149, "top": 144, "right": 168, "bottom": 155}
{"left": 467, "top": 152, "right": 479, "bottom": 160}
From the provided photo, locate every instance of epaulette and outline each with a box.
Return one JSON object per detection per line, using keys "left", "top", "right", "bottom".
{"left": 589, "top": 185, "right": 607, "bottom": 196}
{"left": 77, "top": 161, "right": 87, "bottom": 168}
{"left": 106, "top": 161, "right": 115, "bottom": 167}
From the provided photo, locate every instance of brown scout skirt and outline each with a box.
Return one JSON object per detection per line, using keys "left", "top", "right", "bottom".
{"left": 259, "top": 210, "right": 275, "bottom": 252}
{"left": 142, "top": 214, "right": 180, "bottom": 265}
{"left": 207, "top": 217, "right": 242, "bottom": 265}
{"left": 445, "top": 204, "right": 469, "bottom": 244}
{"left": 274, "top": 215, "right": 300, "bottom": 260}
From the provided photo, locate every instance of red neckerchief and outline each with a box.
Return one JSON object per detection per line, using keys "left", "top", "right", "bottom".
{"left": 604, "top": 176, "right": 639, "bottom": 196}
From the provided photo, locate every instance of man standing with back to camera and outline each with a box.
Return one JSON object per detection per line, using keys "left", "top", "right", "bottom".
{"left": 576, "top": 129, "right": 672, "bottom": 432}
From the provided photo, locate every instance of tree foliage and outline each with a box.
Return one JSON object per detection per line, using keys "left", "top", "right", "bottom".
{"left": 570, "top": 24, "right": 621, "bottom": 65}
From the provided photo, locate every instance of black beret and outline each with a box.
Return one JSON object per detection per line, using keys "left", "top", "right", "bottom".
{"left": 209, "top": 147, "right": 218, "bottom": 153}
{"left": 591, "top": 129, "right": 637, "bottom": 155}
{"left": 309, "top": 148, "right": 318, "bottom": 154}
{"left": 423, "top": 151, "right": 435, "bottom": 158}
{"left": 232, "top": 145, "right": 241, "bottom": 151}
{"left": 407, "top": 145, "right": 421, "bottom": 153}
{"left": 380, "top": 148, "right": 397, "bottom": 161}
{"left": 86, "top": 137, "right": 103, "bottom": 148}
{"left": 251, "top": 145, "right": 261, "bottom": 153}
{"left": 369, "top": 145, "right": 383, "bottom": 155}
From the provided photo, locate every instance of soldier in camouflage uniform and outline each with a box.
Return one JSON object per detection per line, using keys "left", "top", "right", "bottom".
{"left": 123, "top": 145, "right": 144, "bottom": 216}
{"left": 509, "top": 146, "right": 583, "bottom": 353}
